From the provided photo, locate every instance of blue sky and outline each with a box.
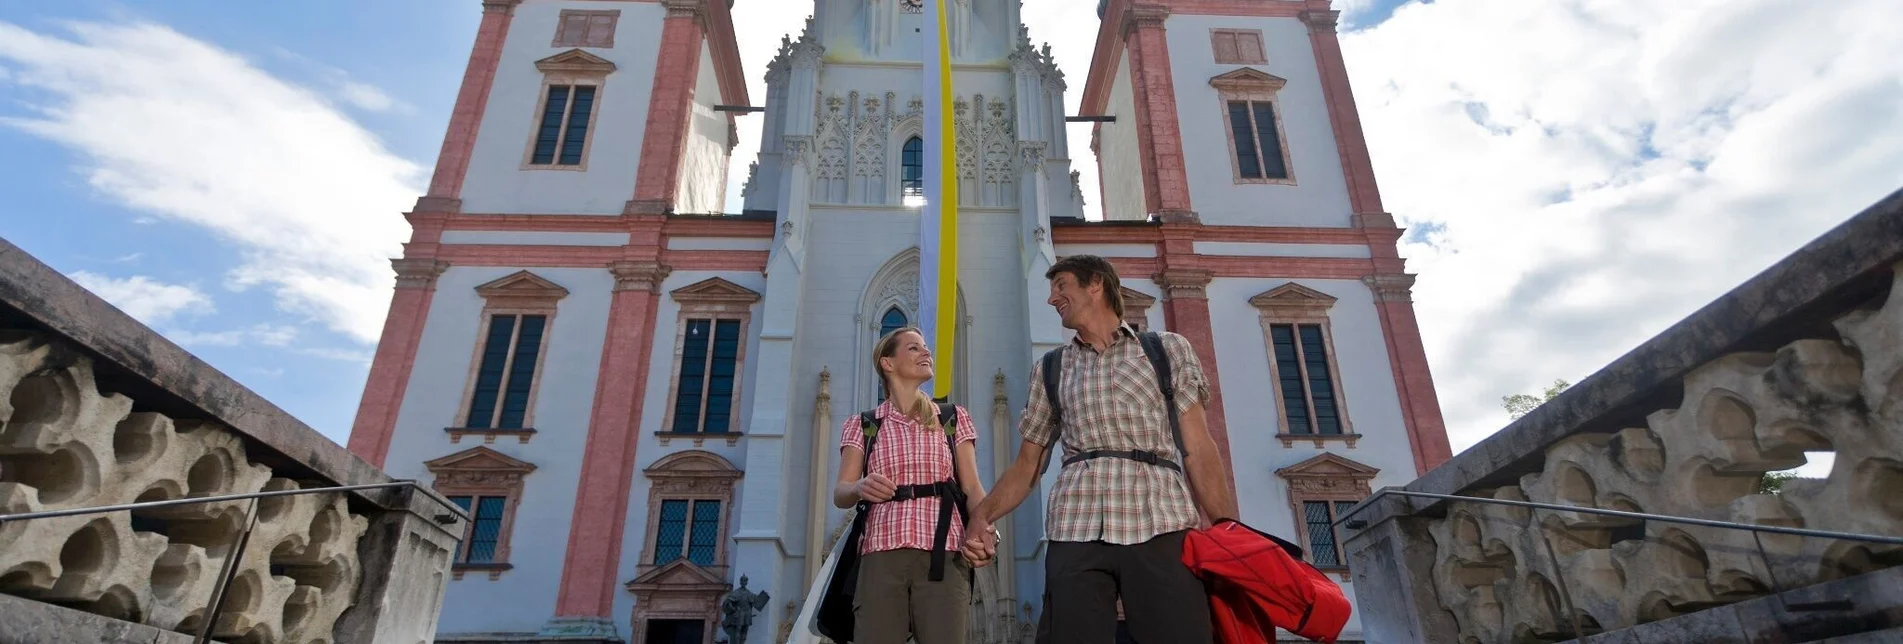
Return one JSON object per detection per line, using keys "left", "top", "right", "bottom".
{"left": 2, "top": 0, "right": 1900, "bottom": 476}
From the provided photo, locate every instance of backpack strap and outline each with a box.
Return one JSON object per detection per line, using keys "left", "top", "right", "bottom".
{"left": 1138, "top": 331, "right": 1190, "bottom": 465}
{"left": 1035, "top": 349, "right": 1065, "bottom": 476}
{"left": 927, "top": 401, "right": 967, "bottom": 582}
{"left": 855, "top": 410, "right": 882, "bottom": 488}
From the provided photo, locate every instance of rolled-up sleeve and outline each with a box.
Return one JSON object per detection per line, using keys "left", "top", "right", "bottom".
{"left": 1018, "top": 354, "right": 1057, "bottom": 448}
{"left": 1163, "top": 333, "right": 1210, "bottom": 415}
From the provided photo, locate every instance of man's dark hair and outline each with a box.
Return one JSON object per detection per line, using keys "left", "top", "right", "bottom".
{"left": 1045, "top": 254, "right": 1125, "bottom": 318}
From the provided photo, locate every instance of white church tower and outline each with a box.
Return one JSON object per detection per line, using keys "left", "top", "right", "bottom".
{"left": 348, "top": 0, "right": 1451, "bottom": 642}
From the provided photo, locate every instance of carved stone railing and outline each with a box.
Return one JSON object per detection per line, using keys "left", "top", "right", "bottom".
{"left": 0, "top": 238, "right": 465, "bottom": 643}
{"left": 1343, "top": 189, "right": 1903, "bottom": 643}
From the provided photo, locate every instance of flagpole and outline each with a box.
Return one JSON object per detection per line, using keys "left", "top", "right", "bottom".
{"left": 920, "top": 0, "right": 960, "bottom": 401}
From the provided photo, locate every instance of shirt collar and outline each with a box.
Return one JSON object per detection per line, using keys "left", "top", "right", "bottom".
{"left": 1069, "top": 323, "right": 1138, "bottom": 352}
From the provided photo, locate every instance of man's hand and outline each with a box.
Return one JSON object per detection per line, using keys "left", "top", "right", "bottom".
{"left": 962, "top": 516, "right": 998, "bottom": 567}
{"left": 856, "top": 473, "right": 896, "bottom": 503}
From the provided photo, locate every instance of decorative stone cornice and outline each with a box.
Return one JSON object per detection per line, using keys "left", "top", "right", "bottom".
{"left": 425, "top": 446, "right": 538, "bottom": 488}
{"left": 1352, "top": 212, "right": 1398, "bottom": 229}
{"left": 661, "top": 0, "right": 706, "bottom": 22}
{"left": 481, "top": 0, "right": 522, "bottom": 15}
{"left": 1275, "top": 453, "right": 1378, "bottom": 497}
{"left": 1153, "top": 268, "right": 1214, "bottom": 300}
{"left": 535, "top": 49, "right": 617, "bottom": 76}
{"left": 1300, "top": 9, "right": 1341, "bottom": 33}
{"left": 1363, "top": 273, "right": 1417, "bottom": 302}
{"left": 412, "top": 196, "right": 462, "bottom": 214}
{"left": 1209, "top": 68, "right": 1289, "bottom": 94}
{"left": 1155, "top": 209, "right": 1202, "bottom": 225}
{"left": 392, "top": 258, "right": 450, "bottom": 290}
{"left": 610, "top": 261, "right": 671, "bottom": 293}
{"left": 670, "top": 277, "right": 761, "bottom": 306}
{"left": 1121, "top": 4, "right": 1171, "bottom": 38}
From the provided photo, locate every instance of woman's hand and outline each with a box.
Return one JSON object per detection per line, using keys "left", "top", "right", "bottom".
{"left": 856, "top": 473, "right": 896, "bottom": 503}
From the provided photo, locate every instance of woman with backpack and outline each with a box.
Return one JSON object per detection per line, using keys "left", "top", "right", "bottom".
{"left": 828, "top": 326, "right": 989, "bottom": 644}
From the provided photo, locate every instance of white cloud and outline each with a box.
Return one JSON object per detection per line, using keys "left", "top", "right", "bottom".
{"left": 166, "top": 323, "right": 300, "bottom": 348}
{"left": 1338, "top": 0, "right": 1903, "bottom": 450}
{"left": 338, "top": 80, "right": 399, "bottom": 113}
{"left": 722, "top": 1, "right": 1903, "bottom": 464}
{"left": 0, "top": 21, "right": 419, "bottom": 344}
{"left": 68, "top": 271, "right": 212, "bottom": 325}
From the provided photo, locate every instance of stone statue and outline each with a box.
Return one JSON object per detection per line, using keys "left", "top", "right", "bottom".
{"left": 719, "top": 575, "right": 770, "bottom": 643}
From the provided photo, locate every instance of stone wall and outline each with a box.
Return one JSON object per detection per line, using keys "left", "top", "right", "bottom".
{"left": 0, "top": 238, "right": 465, "bottom": 643}
{"left": 1343, "top": 188, "right": 1903, "bottom": 643}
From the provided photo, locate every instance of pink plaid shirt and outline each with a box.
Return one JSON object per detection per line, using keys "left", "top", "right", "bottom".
{"left": 839, "top": 400, "right": 977, "bottom": 555}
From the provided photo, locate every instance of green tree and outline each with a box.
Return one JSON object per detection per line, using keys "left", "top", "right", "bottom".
{"left": 1758, "top": 471, "right": 1797, "bottom": 495}
{"left": 1503, "top": 379, "right": 1572, "bottom": 420}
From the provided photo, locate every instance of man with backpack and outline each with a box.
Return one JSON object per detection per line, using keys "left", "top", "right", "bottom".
{"left": 962, "top": 254, "right": 1239, "bottom": 644}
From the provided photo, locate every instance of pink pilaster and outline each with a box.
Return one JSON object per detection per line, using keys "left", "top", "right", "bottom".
{"left": 422, "top": 0, "right": 519, "bottom": 211}
{"left": 1153, "top": 225, "right": 1235, "bottom": 494}
{"left": 1364, "top": 275, "right": 1452, "bottom": 474}
{"left": 1301, "top": 7, "right": 1386, "bottom": 220}
{"left": 553, "top": 219, "right": 670, "bottom": 619}
{"left": 628, "top": 0, "right": 710, "bottom": 213}
{"left": 347, "top": 257, "right": 449, "bottom": 467}
{"left": 1121, "top": 4, "right": 1194, "bottom": 217}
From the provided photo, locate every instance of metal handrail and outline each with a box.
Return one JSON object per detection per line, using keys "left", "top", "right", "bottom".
{"left": 1333, "top": 488, "right": 1903, "bottom": 546}
{"left": 1334, "top": 487, "right": 1902, "bottom": 639}
{"left": 0, "top": 479, "right": 464, "bottom": 644}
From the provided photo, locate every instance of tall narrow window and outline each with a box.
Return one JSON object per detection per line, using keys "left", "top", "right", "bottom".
{"left": 653, "top": 499, "right": 723, "bottom": 567}
{"left": 876, "top": 307, "right": 909, "bottom": 403}
{"left": 901, "top": 137, "right": 925, "bottom": 198}
{"left": 467, "top": 314, "right": 548, "bottom": 430}
{"left": 531, "top": 85, "right": 597, "bottom": 166}
{"left": 673, "top": 319, "right": 742, "bottom": 433}
{"left": 449, "top": 496, "right": 509, "bottom": 564}
{"left": 1211, "top": 69, "right": 1296, "bottom": 185}
{"left": 1251, "top": 283, "right": 1356, "bottom": 447}
{"left": 1276, "top": 453, "right": 1378, "bottom": 575}
{"left": 663, "top": 278, "right": 760, "bottom": 445}
{"left": 428, "top": 446, "right": 537, "bottom": 579}
{"left": 1229, "top": 101, "right": 1288, "bottom": 180}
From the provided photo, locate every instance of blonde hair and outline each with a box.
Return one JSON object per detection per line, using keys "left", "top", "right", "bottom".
{"left": 871, "top": 326, "right": 941, "bottom": 430}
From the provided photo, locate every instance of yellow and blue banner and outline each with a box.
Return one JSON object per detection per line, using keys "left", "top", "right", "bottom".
{"left": 919, "top": 0, "right": 959, "bottom": 400}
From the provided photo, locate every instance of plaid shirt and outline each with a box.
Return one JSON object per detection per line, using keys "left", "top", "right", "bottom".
{"left": 1021, "top": 326, "right": 1207, "bottom": 545}
{"left": 840, "top": 400, "right": 978, "bottom": 554}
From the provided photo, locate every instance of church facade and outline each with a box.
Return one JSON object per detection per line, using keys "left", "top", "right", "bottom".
{"left": 345, "top": 1, "right": 1451, "bottom": 642}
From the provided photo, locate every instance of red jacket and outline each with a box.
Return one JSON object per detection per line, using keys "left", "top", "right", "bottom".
{"left": 1181, "top": 520, "right": 1352, "bottom": 643}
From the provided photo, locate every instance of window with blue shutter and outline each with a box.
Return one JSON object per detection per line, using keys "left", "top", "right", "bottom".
{"left": 654, "top": 499, "right": 722, "bottom": 566}
{"left": 466, "top": 314, "right": 548, "bottom": 430}
{"left": 1270, "top": 323, "right": 1342, "bottom": 436}
{"left": 673, "top": 319, "right": 743, "bottom": 433}
{"left": 531, "top": 85, "right": 598, "bottom": 167}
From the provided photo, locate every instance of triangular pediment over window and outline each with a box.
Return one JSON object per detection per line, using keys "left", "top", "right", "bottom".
{"left": 1249, "top": 282, "right": 1337, "bottom": 317}
{"left": 1275, "top": 453, "right": 1379, "bottom": 481}
{"left": 425, "top": 446, "right": 538, "bottom": 475}
{"left": 536, "top": 48, "right": 618, "bottom": 75}
{"left": 1120, "top": 286, "right": 1157, "bottom": 310}
{"left": 1209, "top": 67, "right": 1288, "bottom": 93}
{"left": 475, "top": 271, "right": 570, "bottom": 300}
{"left": 670, "top": 277, "right": 762, "bottom": 305}
{"left": 626, "top": 558, "right": 728, "bottom": 588}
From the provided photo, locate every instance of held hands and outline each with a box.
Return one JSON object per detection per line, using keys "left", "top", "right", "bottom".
{"left": 855, "top": 473, "right": 897, "bottom": 503}
{"left": 961, "top": 517, "right": 998, "bottom": 567}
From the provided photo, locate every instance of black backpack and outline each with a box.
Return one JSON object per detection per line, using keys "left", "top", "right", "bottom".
{"left": 1036, "top": 331, "right": 1189, "bottom": 475}
{"left": 814, "top": 402, "right": 967, "bottom": 643}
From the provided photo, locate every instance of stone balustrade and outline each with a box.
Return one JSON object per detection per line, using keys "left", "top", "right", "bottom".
{"left": 1344, "top": 189, "right": 1903, "bottom": 643}
{"left": 0, "top": 238, "right": 465, "bottom": 643}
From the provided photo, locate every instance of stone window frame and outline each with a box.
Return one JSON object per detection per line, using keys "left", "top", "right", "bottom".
{"left": 1275, "top": 453, "right": 1378, "bottom": 580}
{"left": 552, "top": 9, "right": 619, "bottom": 48}
{"left": 1210, "top": 28, "right": 1267, "bottom": 65}
{"left": 521, "top": 49, "right": 617, "bottom": 171}
{"left": 1250, "top": 282, "right": 1359, "bottom": 448}
{"left": 657, "top": 278, "right": 761, "bottom": 447}
{"left": 637, "top": 451, "right": 743, "bottom": 574}
{"left": 1120, "top": 286, "right": 1157, "bottom": 331}
{"left": 425, "top": 446, "right": 538, "bottom": 580}
{"left": 448, "top": 271, "right": 568, "bottom": 445}
{"left": 1211, "top": 68, "right": 1298, "bottom": 186}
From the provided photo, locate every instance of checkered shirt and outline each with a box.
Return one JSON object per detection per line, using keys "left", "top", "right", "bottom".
{"left": 1020, "top": 327, "right": 1208, "bottom": 545}
{"left": 839, "top": 400, "right": 978, "bottom": 555}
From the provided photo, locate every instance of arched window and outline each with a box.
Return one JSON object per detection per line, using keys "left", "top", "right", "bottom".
{"left": 879, "top": 307, "right": 909, "bottom": 339}
{"left": 900, "top": 137, "right": 924, "bottom": 198}
{"left": 875, "top": 307, "right": 909, "bottom": 402}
